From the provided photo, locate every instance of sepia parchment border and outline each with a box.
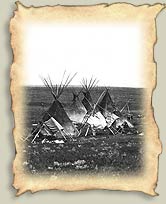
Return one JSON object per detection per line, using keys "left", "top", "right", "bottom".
{"left": 10, "top": 2, "right": 165, "bottom": 196}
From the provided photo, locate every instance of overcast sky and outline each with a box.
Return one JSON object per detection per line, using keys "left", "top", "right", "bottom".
{"left": 24, "top": 23, "right": 143, "bottom": 87}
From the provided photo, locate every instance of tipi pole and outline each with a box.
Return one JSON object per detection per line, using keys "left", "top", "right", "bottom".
{"left": 31, "top": 124, "right": 44, "bottom": 143}
{"left": 59, "top": 130, "right": 67, "bottom": 140}
{"left": 85, "top": 125, "right": 90, "bottom": 137}
{"left": 23, "top": 134, "right": 32, "bottom": 142}
{"left": 120, "top": 100, "right": 130, "bottom": 113}
{"left": 107, "top": 126, "right": 115, "bottom": 135}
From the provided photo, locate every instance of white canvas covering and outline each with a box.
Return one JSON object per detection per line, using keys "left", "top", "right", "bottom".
{"left": 104, "top": 111, "right": 120, "bottom": 127}
{"left": 67, "top": 94, "right": 87, "bottom": 123}
{"left": 115, "top": 117, "right": 134, "bottom": 129}
{"left": 87, "top": 111, "right": 107, "bottom": 129}
{"left": 102, "top": 110, "right": 134, "bottom": 130}
{"left": 69, "top": 112, "right": 87, "bottom": 124}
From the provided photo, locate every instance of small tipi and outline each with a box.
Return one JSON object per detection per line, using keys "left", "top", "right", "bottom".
{"left": 98, "top": 88, "right": 134, "bottom": 133}
{"left": 97, "top": 88, "right": 116, "bottom": 116}
{"left": 81, "top": 77, "right": 98, "bottom": 113}
{"left": 67, "top": 91, "right": 87, "bottom": 123}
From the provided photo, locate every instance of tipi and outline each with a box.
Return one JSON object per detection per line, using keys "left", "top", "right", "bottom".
{"left": 80, "top": 78, "right": 107, "bottom": 136}
{"left": 97, "top": 88, "right": 116, "bottom": 116}
{"left": 98, "top": 88, "right": 134, "bottom": 134}
{"left": 31, "top": 72, "right": 79, "bottom": 143}
{"left": 81, "top": 77, "right": 98, "bottom": 113}
{"left": 67, "top": 91, "right": 87, "bottom": 124}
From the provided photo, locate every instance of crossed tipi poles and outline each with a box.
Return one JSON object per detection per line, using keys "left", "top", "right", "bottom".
{"left": 29, "top": 73, "right": 134, "bottom": 143}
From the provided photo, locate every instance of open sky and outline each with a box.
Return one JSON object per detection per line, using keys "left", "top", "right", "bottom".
{"left": 24, "top": 23, "right": 144, "bottom": 87}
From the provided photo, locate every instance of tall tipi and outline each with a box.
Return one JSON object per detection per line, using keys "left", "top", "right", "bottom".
{"left": 80, "top": 79, "right": 107, "bottom": 135}
{"left": 31, "top": 72, "right": 79, "bottom": 142}
{"left": 42, "top": 73, "right": 79, "bottom": 136}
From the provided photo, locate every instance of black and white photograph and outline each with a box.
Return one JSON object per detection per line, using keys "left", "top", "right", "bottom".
{"left": 24, "top": 74, "right": 145, "bottom": 175}
{"left": 22, "top": 16, "right": 145, "bottom": 175}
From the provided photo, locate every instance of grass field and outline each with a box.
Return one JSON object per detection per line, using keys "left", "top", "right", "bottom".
{"left": 22, "top": 86, "right": 145, "bottom": 175}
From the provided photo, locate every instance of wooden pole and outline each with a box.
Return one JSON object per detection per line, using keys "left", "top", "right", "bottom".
{"left": 31, "top": 124, "right": 43, "bottom": 143}
{"left": 85, "top": 125, "right": 90, "bottom": 137}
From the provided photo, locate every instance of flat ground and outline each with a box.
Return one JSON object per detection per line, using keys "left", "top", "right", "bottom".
{"left": 22, "top": 86, "right": 145, "bottom": 175}
{"left": 24, "top": 134, "right": 144, "bottom": 175}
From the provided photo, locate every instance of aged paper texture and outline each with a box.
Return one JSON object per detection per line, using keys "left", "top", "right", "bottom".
{"left": 10, "top": 2, "right": 165, "bottom": 196}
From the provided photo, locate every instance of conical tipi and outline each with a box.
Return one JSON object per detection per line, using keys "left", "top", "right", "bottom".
{"left": 67, "top": 91, "right": 87, "bottom": 123}
{"left": 31, "top": 72, "right": 79, "bottom": 142}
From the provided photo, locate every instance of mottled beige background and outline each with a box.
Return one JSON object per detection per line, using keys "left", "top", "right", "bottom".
{"left": 0, "top": 0, "right": 166, "bottom": 203}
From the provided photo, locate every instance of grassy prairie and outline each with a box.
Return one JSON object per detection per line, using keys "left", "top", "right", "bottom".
{"left": 22, "top": 86, "right": 145, "bottom": 175}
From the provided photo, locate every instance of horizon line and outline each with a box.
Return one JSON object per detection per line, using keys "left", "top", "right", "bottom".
{"left": 22, "top": 84, "right": 145, "bottom": 89}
